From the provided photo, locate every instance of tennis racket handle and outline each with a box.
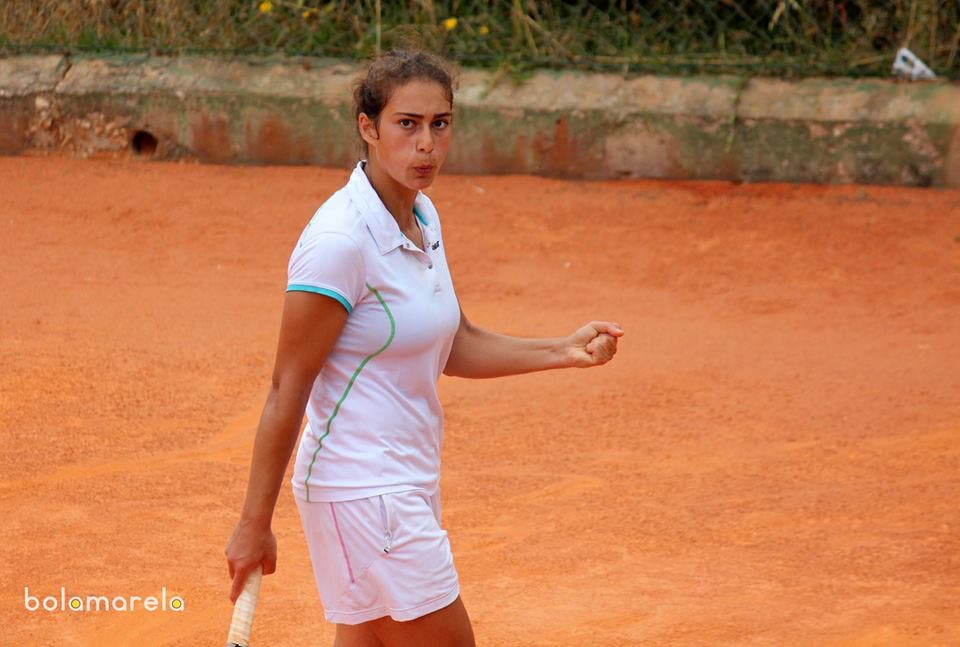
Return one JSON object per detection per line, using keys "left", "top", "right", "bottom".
{"left": 226, "top": 565, "right": 262, "bottom": 647}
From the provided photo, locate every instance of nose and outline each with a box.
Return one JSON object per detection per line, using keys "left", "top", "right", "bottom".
{"left": 416, "top": 128, "right": 434, "bottom": 154}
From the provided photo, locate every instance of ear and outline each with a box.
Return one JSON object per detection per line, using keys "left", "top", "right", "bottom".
{"left": 358, "top": 113, "right": 380, "bottom": 149}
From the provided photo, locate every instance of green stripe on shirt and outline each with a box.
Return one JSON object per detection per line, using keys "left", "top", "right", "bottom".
{"left": 303, "top": 283, "right": 396, "bottom": 502}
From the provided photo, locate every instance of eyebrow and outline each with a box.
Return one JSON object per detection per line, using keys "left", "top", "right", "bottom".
{"left": 393, "top": 112, "right": 453, "bottom": 119}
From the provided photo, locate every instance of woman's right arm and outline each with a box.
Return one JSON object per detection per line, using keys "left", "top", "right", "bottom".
{"left": 224, "top": 291, "right": 348, "bottom": 602}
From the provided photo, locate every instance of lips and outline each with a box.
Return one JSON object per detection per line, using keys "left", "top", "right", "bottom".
{"left": 414, "top": 165, "right": 434, "bottom": 175}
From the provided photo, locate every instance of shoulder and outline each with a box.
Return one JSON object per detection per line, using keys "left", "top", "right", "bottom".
{"left": 294, "top": 188, "right": 368, "bottom": 252}
{"left": 287, "top": 189, "right": 369, "bottom": 308}
{"left": 287, "top": 188, "right": 371, "bottom": 286}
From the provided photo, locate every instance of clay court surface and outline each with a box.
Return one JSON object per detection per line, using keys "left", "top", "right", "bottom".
{"left": 1, "top": 155, "right": 959, "bottom": 645}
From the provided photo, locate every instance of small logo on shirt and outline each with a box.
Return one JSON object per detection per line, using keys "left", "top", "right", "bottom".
{"left": 431, "top": 240, "right": 440, "bottom": 250}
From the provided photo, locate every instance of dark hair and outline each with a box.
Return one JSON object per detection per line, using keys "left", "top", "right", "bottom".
{"left": 353, "top": 49, "right": 457, "bottom": 152}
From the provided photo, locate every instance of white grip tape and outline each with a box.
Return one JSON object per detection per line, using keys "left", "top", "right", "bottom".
{"left": 226, "top": 565, "right": 262, "bottom": 647}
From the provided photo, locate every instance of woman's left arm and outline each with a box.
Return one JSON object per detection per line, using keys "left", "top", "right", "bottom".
{"left": 442, "top": 307, "right": 623, "bottom": 379}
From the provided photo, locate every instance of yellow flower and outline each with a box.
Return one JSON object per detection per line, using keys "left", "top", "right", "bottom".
{"left": 258, "top": 1, "right": 272, "bottom": 14}
{"left": 479, "top": 24, "right": 489, "bottom": 35}
{"left": 442, "top": 17, "right": 458, "bottom": 31}
{"left": 302, "top": 8, "right": 316, "bottom": 19}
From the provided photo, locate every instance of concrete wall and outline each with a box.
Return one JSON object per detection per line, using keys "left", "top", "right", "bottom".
{"left": 2, "top": 54, "right": 959, "bottom": 186}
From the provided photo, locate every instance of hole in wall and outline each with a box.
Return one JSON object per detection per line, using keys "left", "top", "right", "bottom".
{"left": 131, "top": 130, "right": 158, "bottom": 156}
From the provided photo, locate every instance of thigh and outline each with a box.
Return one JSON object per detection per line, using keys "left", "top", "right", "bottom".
{"left": 334, "top": 622, "right": 385, "bottom": 647}
{"left": 367, "top": 595, "right": 475, "bottom": 647}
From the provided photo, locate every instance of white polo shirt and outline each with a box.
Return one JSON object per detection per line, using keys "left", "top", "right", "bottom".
{"left": 288, "top": 162, "right": 461, "bottom": 503}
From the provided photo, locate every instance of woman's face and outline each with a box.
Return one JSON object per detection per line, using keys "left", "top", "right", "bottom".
{"left": 359, "top": 79, "right": 453, "bottom": 192}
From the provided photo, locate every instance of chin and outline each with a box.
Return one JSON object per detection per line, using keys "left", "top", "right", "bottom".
{"left": 408, "top": 174, "right": 437, "bottom": 190}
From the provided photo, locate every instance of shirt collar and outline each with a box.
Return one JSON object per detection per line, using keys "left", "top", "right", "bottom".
{"left": 347, "top": 161, "right": 437, "bottom": 255}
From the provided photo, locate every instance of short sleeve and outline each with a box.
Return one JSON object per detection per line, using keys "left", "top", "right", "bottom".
{"left": 286, "top": 231, "right": 365, "bottom": 314}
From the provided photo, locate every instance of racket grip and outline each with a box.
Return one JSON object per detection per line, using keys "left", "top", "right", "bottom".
{"left": 226, "top": 565, "right": 262, "bottom": 647}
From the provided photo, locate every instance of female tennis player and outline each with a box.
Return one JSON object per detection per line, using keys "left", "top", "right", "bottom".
{"left": 225, "top": 48, "right": 622, "bottom": 646}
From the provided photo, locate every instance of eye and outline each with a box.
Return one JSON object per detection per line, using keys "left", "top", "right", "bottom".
{"left": 399, "top": 118, "right": 415, "bottom": 128}
{"left": 432, "top": 119, "right": 450, "bottom": 130}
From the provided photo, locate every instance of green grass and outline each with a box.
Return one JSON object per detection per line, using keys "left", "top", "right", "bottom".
{"left": 1, "top": 1, "right": 959, "bottom": 78}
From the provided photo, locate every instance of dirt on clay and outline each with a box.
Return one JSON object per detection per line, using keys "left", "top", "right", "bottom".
{"left": 1, "top": 155, "right": 959, "bottom": 646}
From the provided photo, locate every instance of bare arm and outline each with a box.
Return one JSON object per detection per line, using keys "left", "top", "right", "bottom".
{"left": 224, "top": 291, "right": 347, "bottom": 601}
{"left": 443, "top": 307, "right": 623, "bottom": 379}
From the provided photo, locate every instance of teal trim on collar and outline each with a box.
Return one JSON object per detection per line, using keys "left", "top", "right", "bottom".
{"left": 286, "top": 284, "right": 352, "bottom": 313}
{"left": 413, "top": 205, "right": 428, "bottom": 226}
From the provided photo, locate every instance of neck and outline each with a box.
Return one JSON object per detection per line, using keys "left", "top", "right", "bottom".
{"left": 362, "top": 159, "right": 417, "bottom": 231}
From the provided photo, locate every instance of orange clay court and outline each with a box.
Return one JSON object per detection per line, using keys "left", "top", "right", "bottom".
{"left": 1, "top": 155, "right": 959, "bottom": 646}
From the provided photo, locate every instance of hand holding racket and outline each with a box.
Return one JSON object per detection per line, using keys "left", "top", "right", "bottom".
{"left": 225, "top": 520, "right": 277, "bottom": 646}
{"left": 226, "top": 564, "right": 262, "bottom": 647}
